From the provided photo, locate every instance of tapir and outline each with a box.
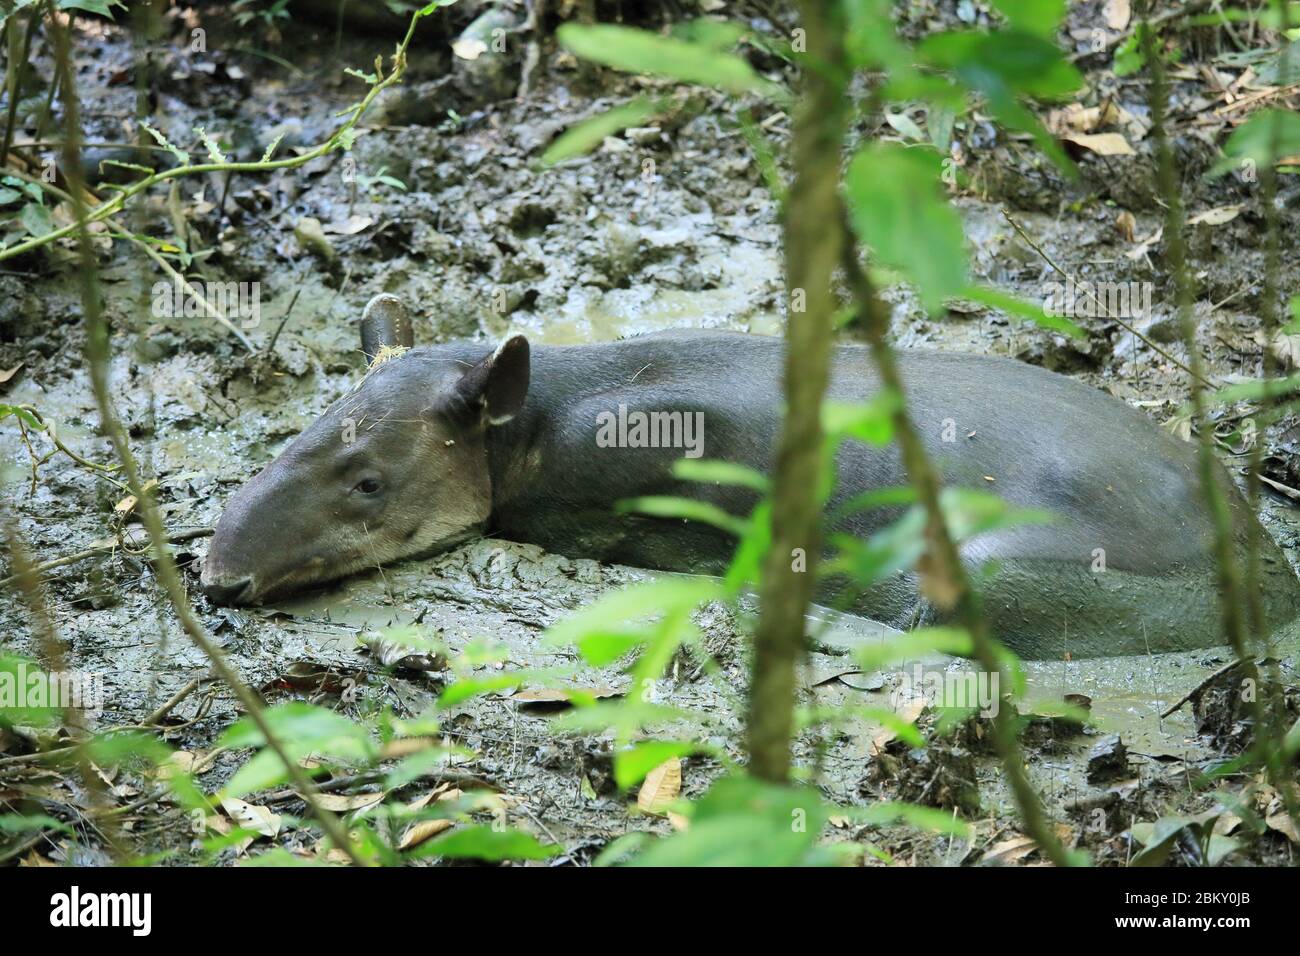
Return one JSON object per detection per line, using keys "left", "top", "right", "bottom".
{"left": 201, "top": 295, "right": 1300, "bottom": 658}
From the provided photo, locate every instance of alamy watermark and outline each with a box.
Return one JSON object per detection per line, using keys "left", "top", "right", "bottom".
{"left": 1043, "top": 280, "right": 1153, "bottom": 319}
{"left": 891, "top": 663, "right": 999, "bottom": 718}
{"left": 595, "top": 405, "right": 705, "bottom": 459}
{"left": 0, "top": 662, "right": 103, "bottom": 716}
{"left": 152, "top": 278, "right": 261, "bottom": 329}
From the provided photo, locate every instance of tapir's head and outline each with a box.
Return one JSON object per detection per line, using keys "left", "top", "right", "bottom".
{"left": 201, "top": 294, "right": 530, "bottom": 605}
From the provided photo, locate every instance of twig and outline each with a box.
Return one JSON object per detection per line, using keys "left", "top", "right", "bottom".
{"left": 1139, "top": 7, "right": 1300, "bottom": 833}
{"left": 49, "top": 13, "right": 369, "bottom": 868}
{"left": 1001, "top": 210, "right": 1211, "bottom": 387}
{"left": 840, "top": 202, "right": 1077, "bottom": 868}
{"left": 265, "top": 288, "right": 301, "bottom": 355}
{"left": 0, "top": 5, "right": 438, "bottom": 264}
{"left": 0, "top": 528, "right": 212, "bottom": 591}
{"left": 116, "top": 233, "right": 256, "bottom": 352}
{"left": 144, "top": 678, "right": 202, "bottom": 726}
{"left": 1159, "top": 658, "right": 1245, "bottom": 718}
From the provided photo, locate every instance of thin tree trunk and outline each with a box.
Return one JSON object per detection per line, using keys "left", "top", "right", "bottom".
{"left": 746, "top": 1, "right": 849, "bottom": 782}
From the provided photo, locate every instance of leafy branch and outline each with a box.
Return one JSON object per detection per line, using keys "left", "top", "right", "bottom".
{"left": 0, "top": 1, "right": 450, "bottom": 265}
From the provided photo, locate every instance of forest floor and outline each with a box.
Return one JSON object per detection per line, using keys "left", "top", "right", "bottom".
{"left": 2, "top": 1, "right": 1299, "bottom": 866}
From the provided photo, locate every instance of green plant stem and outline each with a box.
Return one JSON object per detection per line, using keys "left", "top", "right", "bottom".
{"left": 47, "top": 12, "right": 368, "bottom": 868}
{"left": 838, "top": 206, "right": 1076, "bottom": 868}
{"left": 1, "top": 1, "right": 41, "bottom": 165}
{"left": 1240, "top": 0, "right": 1300, "bottom": 834}
{"left": 1137, "top": 14, "right": 1299, "bottom": 830}
{"left": 0, "top": 3, "right": 434, "bottom": 265}
{"left": 745, "top": 0, "right": 848, "bottom": 784}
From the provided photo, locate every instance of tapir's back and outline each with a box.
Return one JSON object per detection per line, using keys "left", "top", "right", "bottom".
{"left": 515, "top": 331, "right": 1299, "bottom": 657}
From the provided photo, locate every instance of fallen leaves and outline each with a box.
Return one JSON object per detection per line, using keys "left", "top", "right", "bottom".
{"left": 219, "top": 796, "right": 282, "bottom": 852}
{"left": 510, "top": 685, "right": 620, "bottom": 710}
{"left": 636, "top": 757, "right": 681, "bottom": 816}
{"left": 1103, "top": 0, "right": 1131, "bottom": 30}
{"left": 1061, "top": 131, "right": 1135, "bottom": 156}
{"left": 1186, "top": 204, "right": 1242, "bottom": 226}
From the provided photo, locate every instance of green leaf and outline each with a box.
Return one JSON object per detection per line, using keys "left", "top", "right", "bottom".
{"left": 0, "top": 813, "right": 72, "bottom": 835}
{"left": 615, "top": 740, "right": 700, "bottom": 789}
{"left": 1203, "top": 372, "right": 1300, "bottom": 405}
{"left": 823, "top": 391, "right": 901, "bottom": 446}
{"left": 593, "top": 832, "right": 649, "bottom": 866}
{"left": 840, "top": 800, "right": 974, "bottom": 837}
{"left": 0, "top": 655, "right": 61, "bottom": 727}
{"left": 940, "top": 486, "right": 1055, "bottom": 541}
{"left": 919, "top": 29, "right": 1080, "bottom": 172}
{"left": 990, "top": 0, "right": 1067, "bottom": 38}
{"left": 618, "top": 495, "right": 749, "bottom": 537}
{"left": 1253, "top": 39, "right": 1300, "bottom": 85}
{"left": 382, "top": 745, "right": 470, "bottom": 789}
{"left": 627, "top": 776, "right": 828, "bottom": 866}
{"left": 920, "top": 29, "right": 1082, "bottom": 99}
{"left": 0, "top": 404, "right": 42, "bottom": 429}
{"left": 543, "top": 578, "right": 720, "bottom": 649}
{"left": 193, "top": 126, "right": 228, "bottom": 165}
{"left": 260, "top": 133, "right": 285, "bottom": 164}
{"left": 59, "top": 0, "right": 125, "bottom": 18}
{"left": 672, "top": 457, "right": 768, "bottom": 492}
{"left": 437, "top": 668, "right": 553, "bottom": 708}
{"left": 138, "top": 120, "right": 190, "bottom": 166}
{"left": 557, "top": 23, "right": 786, "bottom": 99}
{"left": 1113, "top": 34, "right": 1145, "bottom": 77}
{"left": 854, "top": 626, "right": 974, "bottom": 671}
{"left": 669, "top": 19, "right": 747, "bottom": 50}
{"left": 19, "top": 203, "right": 53, "bottom": 238}
{"left": 846, "top": 143, "right": 968, "bottom": 311}
{"left": 1210, "top": 109, "right": 1300, "bottom": 177}
{"left": 961, "top": 284, "right": 1086, "bottom": 338}
{"left": 830, "top": 485, "right": 917, "bottom": 521}
{"left": 825, "top": 507, "right": 926, "bottom": 588}
{"left": 407, "top": 824, "right": 559, "bottom": 861}
{"left": 219, "top": 703, "right": 375, "bottom": 797}
{"left": 220, "top": 702, "right": 364, "bottom": 750}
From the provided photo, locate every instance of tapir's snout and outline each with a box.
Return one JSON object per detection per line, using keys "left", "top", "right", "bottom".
{"left": 200, "top": 475, "right": 280, "bottom": 606}
{"left": 200, "top": 520, "right": 261, "bottom": 605}
{"left": 200, "top": 571, "right": 254, "bottom": 606}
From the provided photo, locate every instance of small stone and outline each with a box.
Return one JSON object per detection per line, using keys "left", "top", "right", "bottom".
{"left": 1086, "top": 734, "right": 1128, "bottom": 784}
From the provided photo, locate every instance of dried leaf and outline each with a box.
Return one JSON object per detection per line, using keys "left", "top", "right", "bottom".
{"left": 323, "top": 215, "right": 373, "bottom": 236}
{"left": 1063, "top": 132, "right": 1135, "bottom": 156}
{"left": 511, "top": 686, "right": 620, "bottom": 709}
{"left": 452, "top": 37, "right": 488, "bottom": 61}
{"left": 311, "top": 791, "right": 387, "bottom": 813}
{"left": 637, "top": 757, "right": 681, "bottom": 816}
{"left": 1266, "top": 812, "right": 1300, "bottom": 844}
{"left": 1104, "top": 0, "right": 1131, "bottom": 30}
{"left": 219, "top": 797, "right": 281, "bottom": 839}
{"left": 1115, "top": 210, "right": 1137, "bottom": 243}
{"left": 1187, "top": 205, "right": 1241, "bottom": 226}
{"left": 399, "top": 818, "right": 454, "bottom": 850}
{"left": 980, "top": 834, "right": 1038, "bottom": 865}
{"left": 114, "top": 478, "right": 157, "bottom": 516}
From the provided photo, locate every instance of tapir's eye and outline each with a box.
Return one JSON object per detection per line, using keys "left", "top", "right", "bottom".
{"left": 354, "top": 478, "right": 382, "bottom": 495}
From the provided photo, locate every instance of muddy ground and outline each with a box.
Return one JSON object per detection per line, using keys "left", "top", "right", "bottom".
{"left": 2, "top": 1, "right": 1299, "bottom": 866}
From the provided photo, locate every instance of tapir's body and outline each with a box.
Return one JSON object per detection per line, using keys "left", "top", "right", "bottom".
{"left": 202, "top": 325, "right": 1300, "bottom": 659}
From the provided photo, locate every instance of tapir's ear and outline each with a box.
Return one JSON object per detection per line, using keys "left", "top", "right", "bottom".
{"left": 455, "top": 335, "right": 530, "bottom": 425}
{"left": 360, "top": 294, "right": 414, "bottom": 363}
